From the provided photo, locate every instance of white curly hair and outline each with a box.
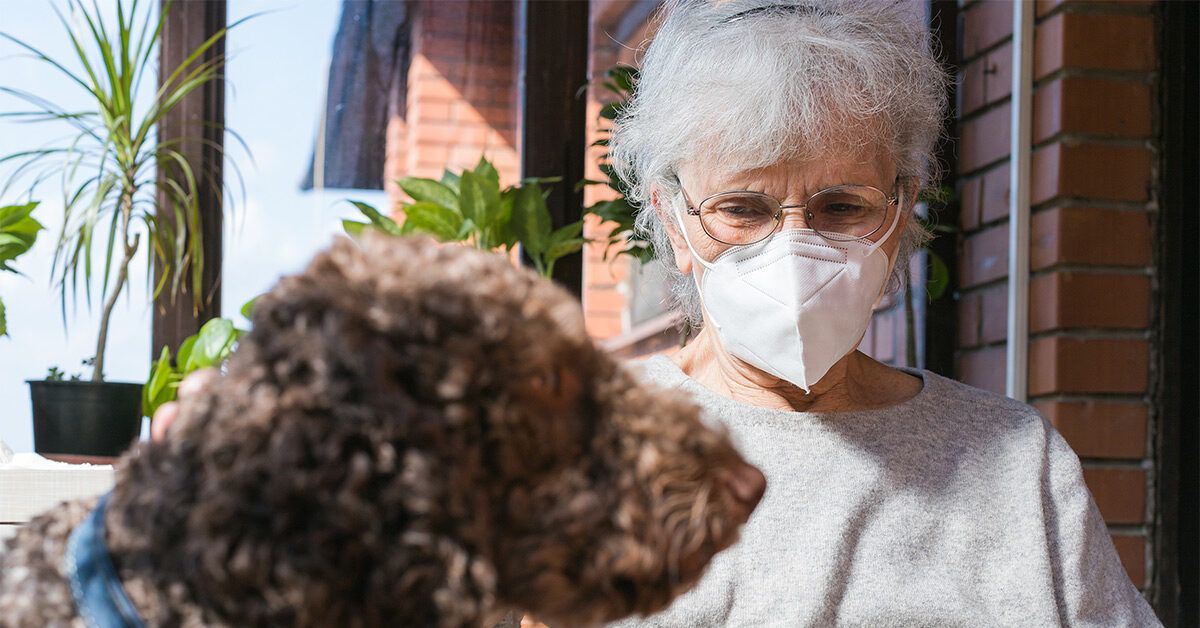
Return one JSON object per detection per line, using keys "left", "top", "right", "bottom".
{"left": 608, "top": 0, "right": 949, "bottom": 327}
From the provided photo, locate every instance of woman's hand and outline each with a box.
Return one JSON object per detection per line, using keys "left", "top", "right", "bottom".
{"left": 150, "top": 368, "right": 219, "bottom": 441}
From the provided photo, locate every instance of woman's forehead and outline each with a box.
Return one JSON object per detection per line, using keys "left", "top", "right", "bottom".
{"left": 680, "top": 146, "right": 897, "bottom": 196}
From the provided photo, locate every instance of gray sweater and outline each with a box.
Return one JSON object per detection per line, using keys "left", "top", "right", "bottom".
{"left": 613, "top": 356, "right": 1160, "bottom": 627}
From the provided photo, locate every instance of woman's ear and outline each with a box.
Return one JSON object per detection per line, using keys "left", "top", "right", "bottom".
{"left": 652, "top": 188, "right": 694, "bottom": 275}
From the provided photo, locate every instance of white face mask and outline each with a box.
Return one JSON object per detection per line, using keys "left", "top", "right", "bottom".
{"left": 675, "top": 197, "right": 901, "bottom": 393}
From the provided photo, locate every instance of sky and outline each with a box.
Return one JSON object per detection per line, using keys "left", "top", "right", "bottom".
{"left": 0, "top": 0, "right": 388, "bottom": 451}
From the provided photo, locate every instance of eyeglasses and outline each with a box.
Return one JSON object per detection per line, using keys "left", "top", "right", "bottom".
{"left": 678, "top": 179, "right": 899, "bottom": 246}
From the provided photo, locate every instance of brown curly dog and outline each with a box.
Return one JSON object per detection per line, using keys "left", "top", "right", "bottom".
{"left": 0, "top": 235, "right": 764, "bottom": 627}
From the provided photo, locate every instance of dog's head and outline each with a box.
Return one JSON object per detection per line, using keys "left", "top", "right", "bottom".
{"left": 116, "top": 235, "right": 763, "bottom": 627}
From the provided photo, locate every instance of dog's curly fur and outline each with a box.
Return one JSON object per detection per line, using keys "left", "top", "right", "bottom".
{"left": 0, "top": 235, "right": 761, "bottom": 627}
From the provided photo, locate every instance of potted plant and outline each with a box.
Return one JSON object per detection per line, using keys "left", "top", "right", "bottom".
{"left": 344, "top": 156, "right": 586, "bottom": 279}
{"left": 142, "top": 313, "right": 244, "bottom": 420}
{"left": 0, "top": 0, "right": 238, "bottom": 457}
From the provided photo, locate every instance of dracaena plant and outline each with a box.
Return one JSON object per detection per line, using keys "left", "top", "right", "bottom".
{"left": 0, "top": 201, "right": 45, "bottom": 337}
{"left": 344, "top": 156, "right": 585, "bottom": 278}
{"left": 0, "top": 0, "right": 246, "bottom": 381}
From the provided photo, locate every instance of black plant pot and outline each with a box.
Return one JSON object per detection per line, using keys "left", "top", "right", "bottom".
{"left": 27, "top": 380, "right": 144, "bottom": 457}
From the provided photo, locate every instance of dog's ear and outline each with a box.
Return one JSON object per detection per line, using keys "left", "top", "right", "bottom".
{"left": 492, "top": 365, "right": 590, "bottom": 478}
{"left": 518, "top": 366, "right": 581, "bottom": 415}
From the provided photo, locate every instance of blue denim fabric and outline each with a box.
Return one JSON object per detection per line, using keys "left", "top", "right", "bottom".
{"left": 64, "top": 492, "right": 145, "bottom": 628}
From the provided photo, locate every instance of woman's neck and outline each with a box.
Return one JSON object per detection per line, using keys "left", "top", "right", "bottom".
{"left": 672, "top": 326, "right": 921, "bottom": 413}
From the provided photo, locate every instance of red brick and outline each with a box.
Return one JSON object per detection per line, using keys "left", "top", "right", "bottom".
{"left": 411, "top": 123, "right": 490, "bottom": 146}
{"left": 962, "top": 0, "right": 1013, "bottom": 60}
{"left": 585, "top": 312, "right": 622, "bottom": 341}
{"left": 959, "top": 103, "right": 1011, "bottom": 174}
{"left": 1031, "top": 142, "right": 1152, "bottom": 205}
{"left": 1030, "top": 207, "right": 1153, "bottom": 269}
{"left": 979, "top": 282, "right": 1009, "bottom": 345}
{"left": 1081, "top": 467, "right": 1146, "bottom": 525}
{"left": 1033, "top": 77, "right": 1153, "bottom": 142}
{"left": 1110, "top": 534, "right": 1147, "bottom": 588}
{"left": 1036, "top": 0, "right": 1157, "bottom": 18}
{"left": 959, "top": 177, "right": 982, "bottom": 232}
{"left": 413, "top": 77, "right": 466, "bottom": 102}
{"left": 408, "top": 144, "right": 450, "bottom": 167}
{"left": 1034, "top": 400, "right": 1148, "bottom": 459}
{"left": 409, "top": 99, "right": 454, "bottom": 124}
{"left": 1035, "top": 12, "right": 1156, "bottom": 79}
{"left": 416, "top": 60, "right": 515, "bottom": 85}
{"left": 957, "top": 345, "right": 1006, "bottom": 395}
{"left": 978, "top": 162, "right": 1011, "bottom": 225}
{"left": 958, "top": 290, "right": 981, "bottom": 348}
{"left": 1028, "top": 336, "right": 1149, "bottom": 396}
{"left": 961, "top": 223, "right": 1009, "bottom": 288}
{"left": 584, "top": 284, "right": 626, "bottom": 315}
{"left": 1029, "top": 272, "right": 1151, "bottom": 331}
{"left": 961, "top": 42, "right": 1013, "bottom": 116}
{"left": 960, "top": 162, "right": 1011, "bottom": 229}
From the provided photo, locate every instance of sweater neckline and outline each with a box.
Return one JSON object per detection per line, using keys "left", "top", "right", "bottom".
{"left": 638, "top": 354, "right": 937, "bottom": 425}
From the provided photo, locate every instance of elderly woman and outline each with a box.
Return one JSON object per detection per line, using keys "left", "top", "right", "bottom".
{"left": 606, "top": 0, "right": 1160, "bottom": 626}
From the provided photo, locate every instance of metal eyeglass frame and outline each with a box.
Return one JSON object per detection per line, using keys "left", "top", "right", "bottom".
{"left": 676, "top": 177, "right": 901, "bottom": 246}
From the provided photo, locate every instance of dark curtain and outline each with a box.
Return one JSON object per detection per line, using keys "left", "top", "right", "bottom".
{"left": 301, "top": 0, "right": 411, "bottom": 191}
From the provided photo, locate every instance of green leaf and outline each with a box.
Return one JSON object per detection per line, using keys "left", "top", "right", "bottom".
{"left": 461, "top": 169, "right": 502, "bottom": 237}
{"left": 545, "top": 237, "right": 585, "bottom": 263}
{"left": 512, "top": 184, "right": 552, "bottom": 254}
{"left": 403, "top": 201, "right": 465, "bottom": 242}
{"left": 587, "top": 198, "right": 635, "bottom": 225}
{"left": 494, "top": 191, "right": 517, "bottom": 249}
{"left": 473, "top": 156, "right": 500, "bottom": 190}
{"left": 458, "top": 170, "right": 484, "bottom": 227}
{"left": 143, "top": 346, "right": 174, "bottom": 417}
{"left": 341, "top": 219, "right": 368, "bottom": 237}
{"left": 175, "top": 335, "right": 196, "bottom": 372}
{"left": 608, "top": 64, "right": 637, "bottom": 92}
{"left": 0, "top": 201, "right": 37, "bottom": 229}
{"left": 187, "top": 318, "right": 237, "bottom": 371}
{"left": 348, "top": 200, "right": 403, "bottom": 236}
{"left": 520, "top": 176, "right": 563, "bottom": 186}
{"left": 397, "top": 177, "right": 459, "bottom": 213}
{"left": 927, "top": 251, "right": 950, "bottom": 301}
{"left": 0, "top": 298, "right": 7, "bottom": 337}
{"left": 240, "top": 296, "right": 258, "bottom": 320}
{"left": 440, "top": 169, "right": 461, "bottom": 194}
{"left": 549, "top": 221, "right": 584, "bottom": 243}
{"left": 599, "top": 102, "right": 622, "bottom": 120}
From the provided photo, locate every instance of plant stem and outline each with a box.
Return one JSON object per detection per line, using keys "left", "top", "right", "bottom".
{"left": 92, "top": 191, "right": 139, "bottom": 382}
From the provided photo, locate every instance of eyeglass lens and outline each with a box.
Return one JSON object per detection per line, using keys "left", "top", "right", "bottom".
{"left": 698, "top": 185, "right": 889, "bottom": 244}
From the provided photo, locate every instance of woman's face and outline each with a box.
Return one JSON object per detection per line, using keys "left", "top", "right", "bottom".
{"left": 663, "top": 143, "right": 907, "bottom": 275}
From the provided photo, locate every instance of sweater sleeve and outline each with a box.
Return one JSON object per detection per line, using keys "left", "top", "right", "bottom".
{"left": 1041, "top": 422, "right": 1162, "bottom": 627}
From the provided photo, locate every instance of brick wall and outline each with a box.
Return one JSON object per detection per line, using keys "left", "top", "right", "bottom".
{"left": 384, "top": 0, "right": 521, "bottom": 204}
{"left": 955, "top": 0, "right": 1158, "bottom": 591}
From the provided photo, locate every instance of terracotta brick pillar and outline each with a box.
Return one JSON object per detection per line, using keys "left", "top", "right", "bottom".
{"left": 384, "top": 0, "right": 521, "bottom": 206}
{"left": 956, "top": 0, "right": 1158, "bottom": 592}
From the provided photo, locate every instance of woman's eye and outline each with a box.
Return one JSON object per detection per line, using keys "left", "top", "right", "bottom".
{"left": 822, "top": 203, "right": 866, "bottom": 215}
{"left": 712, "top": 201, "right": 772, "bottom": 217}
